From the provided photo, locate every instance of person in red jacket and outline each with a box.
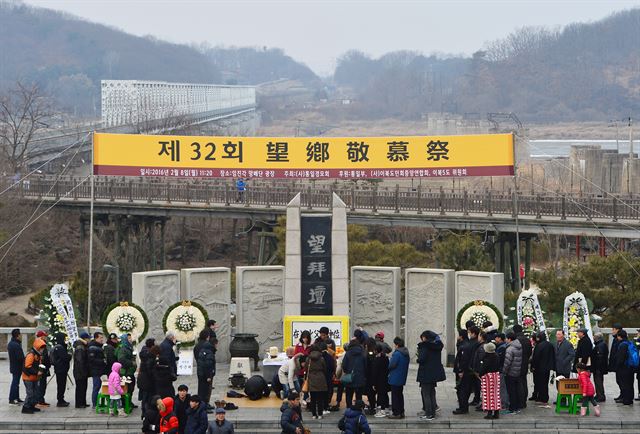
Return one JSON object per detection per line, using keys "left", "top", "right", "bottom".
{"left": 577, "top": 363, "right": 600, "bottom": 417}
{"left": 159, "top": 396, "right": 180, "bottom": 433}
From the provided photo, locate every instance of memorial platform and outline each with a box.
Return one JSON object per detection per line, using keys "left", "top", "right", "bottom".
{"left": 0, "top": 359, "right": 636, "bottom": 433}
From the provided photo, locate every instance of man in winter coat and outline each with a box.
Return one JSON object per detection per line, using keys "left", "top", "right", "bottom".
{"left": 116, "top": 333, "right": 137, "bottom": 407}
{"left": 8, "top": 328, "right": 24, "bottom": 405}
{"left": 73, "top": 332, "right": 90, "bottom": 408}
{"left": 555, "top": 330, "right": 575, "bottom": 378}
{"left": 342, "top": 339, "right": 367, "bottom": 408}
{"left": 174, "top": 384, "right": 191, "bottom": 434}
{"left": 51, "top": 332, "right": 72, "bottom": 407}
{"left": 194, "top": 330, "right": 216, "bottom": 409}
{"left": 160, "top": 331, "right": 178, "bottom": 378}
{"left": 280, "top": 391, "right": 304, "bottom": 434}
{"left": 184, "top": 395, "right": 209, "bottom": 434}
{"left": 104, "top": 333, "right": 119, "bottom": 372}
{"left": 21, "top": 338, "right": 46, "bottom": 414}
{"left": 416, "top": 330, "right": 445, "bottom": 421}
{"left": 608, "top": 323, "right": 623, "bottom": 400}
{"left": 207, "top": 407, "right": 234, "bottom": 434}
{"left": 495, "top": 333, "right": 509, "bottom": 410}
{"left": 137, "top": 339, "right": 157, "bottom": 413}
{"left": 529, "top": 331, "right": 554, "bottom": 405}
{"left": 87, "top": 332, "right": 107, "bottom": 407}
{"left": 513, "top": 324, "right": 532, "bottom": 409}
{"left": 614, "top": 330, "right": 634, "bottom": 406}
{"left": 574, "top": 328, "right": 593, "bottom": 371}
{"left": 387, "top": 337, "right": 410, "bottom": 419}
{"left": 502, "top": 332, "right": 523, "bottom": 413}
{"left": 339, "top": 399, "right": 371, "bottom": 434}
{"left": 591, "top": 332, "right": 608, "bottom": 402}
{"left": 374, "top": 331, "right": 392, "bottom": 354}
{"left": 35, "top": 330, "right": 51, "bottom": 407}
{"left": 483, "top": 321, "right": 499, "bottom": 343}
{"left": 453, "top": 326, "right": 479, "bottom": 415}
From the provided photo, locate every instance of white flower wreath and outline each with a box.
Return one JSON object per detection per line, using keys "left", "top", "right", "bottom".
{"left": 105, "top": 305, "right": 147, "bottom": 342}
{"left": 458, "top": 301, "right": 503, "bottom": 331}
{"left": 164, "top": 301, "right": 207, "bottom": 346}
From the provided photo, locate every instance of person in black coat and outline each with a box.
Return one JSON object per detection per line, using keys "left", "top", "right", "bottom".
{"left": 341, "top": 339, "right": 367, "bottom": 408}
{"left": 103, "top": 333, "right": 119, "bottom": 372}
{"left": 512, "top": 325, "right": 532, "bottom": 409}
{"left": 35, "top": 330, "right": 52, "bottom": 406}
{"left": 87, "top": 332, "right": 107, "bottom": 407}
{"left": 142, "top": 394, "right": 162, "bottom": 434}
{"left": 591, "top": 332, "right": 608, "bottom": 402}
{"left": 573, "top": 328, "right": 593, "bottom": 371}
{"left": 160, "top": 332, "right": 178, "bottom": 377}
{"left": 608, "top": 323, "right": 623, "bottom": 400}
{"left": 7, "top": 328, "right": 24, "bottom": 405}
{"left": 478, "top": 343, "right": 500, "bottom": 419}
{"left": 416, "top": 330, "right": 446, "bottom": 420}
{"left": 319, "top": 341, "right": 336, "bottom": 412}
{"left": 194, "top": 330, "right": 216, "bottom": 410}
{"left": 184, "top": 395, "right": 209, "bottom": 434}
{"left": 371, "top": 343, "right": 389, "bottom": 415}
{"left": 73, "top": 333, "right": 90, "bottom": 408}
{"left": 138, "top": 339, "right": 157, "bottom": 413}
{"left": 614, "top": 330, "right": 634, "bottom": 405}
{"left": 174, "top": 385, "right": 191, "bottom": 434}
{"left": 52, "top": 332, "right": 72, "bottom": 407}
{"left": 453, "top": 327, "right": 478, "bottom": 414}
{"left": 529, "top": 331, "right": 554, "bottom": 404}
{"left": 363, "top": 338, "right": 377, "bottom": 414}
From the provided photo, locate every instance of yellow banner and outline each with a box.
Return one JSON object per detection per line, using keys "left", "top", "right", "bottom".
{"left": 93, "top": 133, "right": 514, "bottom": 178}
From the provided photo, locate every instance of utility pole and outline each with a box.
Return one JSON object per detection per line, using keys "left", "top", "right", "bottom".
{"left": 629, "top": 117, "right": 634, "bottom": 158}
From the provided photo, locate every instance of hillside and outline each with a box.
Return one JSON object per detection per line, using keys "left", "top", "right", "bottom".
{"left": 333, "top": 8, "right": 640, "bottom": 123}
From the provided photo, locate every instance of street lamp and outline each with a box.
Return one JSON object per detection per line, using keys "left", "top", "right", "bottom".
{"left": 103, "top": 264, "right": 120, "bottom": 303}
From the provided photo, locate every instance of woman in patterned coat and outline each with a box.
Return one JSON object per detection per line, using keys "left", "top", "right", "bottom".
{"left": 479, "top": 342, "right": 501, "bottom": 419}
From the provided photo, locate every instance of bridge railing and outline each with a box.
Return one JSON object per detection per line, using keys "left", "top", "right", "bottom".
{"left": 9, "top": 176, "right": 640, "bottom": 222}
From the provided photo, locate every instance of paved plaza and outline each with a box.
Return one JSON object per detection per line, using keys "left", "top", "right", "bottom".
{"left": 0, "top": 359, "right": 637, "bottom": 433}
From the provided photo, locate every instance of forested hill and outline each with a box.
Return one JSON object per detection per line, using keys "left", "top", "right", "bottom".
{"left": 0, "top": 2, "right": 319, "bottom": 116}
{"left": 333, "top": 8, "right": 640, "bottom": 122}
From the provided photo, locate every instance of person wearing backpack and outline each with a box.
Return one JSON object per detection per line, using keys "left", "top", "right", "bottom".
{"left": 338, "top": 399, "right": 371, "bottom": 434}
{"left": 614, "top": 330, "right": 636, "bottom": 406}
{"left": 194, "top": 330, "right": 216, "bottom": 410}
{"left": 51, "top": 332, "right": 72, "bottom": 407}
{"left": 21, "top": 338, "right": 46, "bottom": 414}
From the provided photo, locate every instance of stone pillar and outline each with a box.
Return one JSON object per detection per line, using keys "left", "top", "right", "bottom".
{"left": 181, "top": 267, "right": 231, "bottom": 362}
{"left": 350, "top": 266, "right": 401, "bottom": 340}
{"left": 284, "top": 194, "right": 301, "bottom": 316}
{"left": 405, "top": 268, "right": 455, "bottom": 365}
{"left": 236, "top": 266, "right": 285, "bottom": 355}
{"left": 455, "top": 271, "right": 505, "bottom": 317}
{"left": 132, "top": 270, "right": 180, "bottom": 342}
{"left": 332, "top": 193, "right": 349, "bottom": 316}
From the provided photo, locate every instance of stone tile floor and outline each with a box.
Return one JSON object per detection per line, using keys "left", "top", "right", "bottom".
{"left": 0, "top": 359, "right": 637, "bottom": 432}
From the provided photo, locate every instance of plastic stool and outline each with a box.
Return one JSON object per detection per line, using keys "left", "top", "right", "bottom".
{"left": 572, "top": 394, "right": 589, "bottom": 415}
{"left": 96, "top": 393, "right": 110, "bottom": 414}
{"left": 555, "top": 393, "right": 573, "bottom": 414}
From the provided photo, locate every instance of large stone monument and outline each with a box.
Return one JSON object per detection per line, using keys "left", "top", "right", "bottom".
{"left": 350, "top": 266, "right": 401, "bottom": 340}
{"left": 284, "top": 193, "right": 349, "bottom": 317}
{"left": 236, "top": 266, "right": 285, "bottom": 355}
{"left": 455, "top": 271, "right": 505, "bottom": 315}
{"left": 181, "top": 267, "right": 231, "bottom": 362}
{"left": 132, "top": 270, "right": 180, "bottom": 341}
{"left": 405, "top": 268, "right": 455, "bottom": 364}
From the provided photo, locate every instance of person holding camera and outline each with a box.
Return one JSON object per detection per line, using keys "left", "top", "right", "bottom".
{"left": 21, "top": 338, "right": 47, "bottom": 414}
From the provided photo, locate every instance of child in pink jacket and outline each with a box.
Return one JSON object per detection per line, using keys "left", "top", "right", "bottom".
{"left": 108, "top": 362, "right": 126, "bottom": 416}
{"left": 577, "top": 362, "right": 600, "bottom": 417}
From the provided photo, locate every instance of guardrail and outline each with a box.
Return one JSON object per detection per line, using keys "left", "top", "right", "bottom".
{"left": 9, "top": 177, "right": 640, "bottom": 222}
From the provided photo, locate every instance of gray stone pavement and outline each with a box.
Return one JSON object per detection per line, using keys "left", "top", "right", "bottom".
{"left": 0, "top": 359, "right": 637, "bottom": 433}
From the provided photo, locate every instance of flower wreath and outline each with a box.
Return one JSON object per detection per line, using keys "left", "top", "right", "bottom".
{"left": 456, "top": 299, "right": 504, "bottom": 332}
{"left": 102, "top": 301, "right": 149, "bottom": 342}
{"left": 162, "top": 300, "right": 208, "bottom": 347}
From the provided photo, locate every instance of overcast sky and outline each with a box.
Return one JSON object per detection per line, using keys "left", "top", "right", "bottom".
{"left": 23, "top": 0, "right": 640, "bottom": 76}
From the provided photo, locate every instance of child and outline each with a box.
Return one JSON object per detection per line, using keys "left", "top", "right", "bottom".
{"left": 577, "top": 362, "right": 600, "bottom": 417}
{"left": 108, "top": 362, "right": 126, "bottom": 417}
{"left": 174, "top": 384, "right": 191, "bottom": 434}
{"left": 338, "top": 399, "right": 371, "bottom": 434}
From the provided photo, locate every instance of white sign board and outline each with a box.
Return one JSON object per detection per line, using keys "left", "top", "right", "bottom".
{"left": 177, "top": 350, "right": 194, "bottom": 376}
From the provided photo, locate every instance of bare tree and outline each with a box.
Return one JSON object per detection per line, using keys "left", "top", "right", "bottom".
{"left": 0, "top": 81, "right": 54, "bottom": 174}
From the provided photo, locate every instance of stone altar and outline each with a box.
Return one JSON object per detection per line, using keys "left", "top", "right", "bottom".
{"left": 181, "top": 267, "right": 231, "bottom": 362}
{"left": 350, "top": 266, "right": 401, "bottom": 340}
{"left": 132, "top": 270, "right": 181, "bottom": 341}
{"left": 236, "top": 266, "right": 285, "bottom": 355}
{"left": 405, "top": 268, "right": 455, "bottom": 364}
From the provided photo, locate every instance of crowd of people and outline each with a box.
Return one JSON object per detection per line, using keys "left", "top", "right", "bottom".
{"left": 7, "top": 319, "right": 640, "bottom": 434}
{"left": 7, "top": 320, "right": 233, "bottom": 433}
